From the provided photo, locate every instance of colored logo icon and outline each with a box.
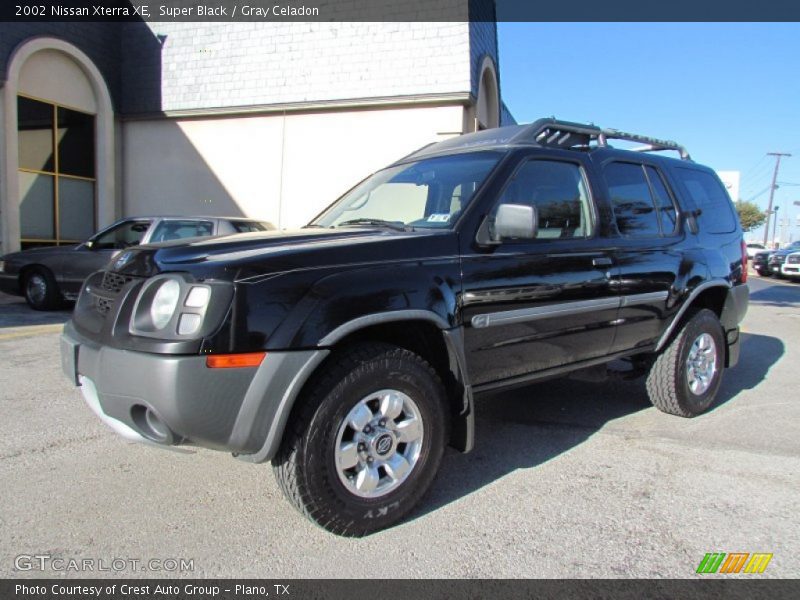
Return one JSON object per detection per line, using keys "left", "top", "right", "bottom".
{"left": 696, "top": 553, "right": 773, "bottom": 574}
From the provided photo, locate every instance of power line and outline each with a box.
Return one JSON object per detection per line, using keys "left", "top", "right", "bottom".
{"left": 764, "top": 152, "right": 792, "bottom": 246}
{"left": 746, "top": 186, "right": 772, "bottom": 202}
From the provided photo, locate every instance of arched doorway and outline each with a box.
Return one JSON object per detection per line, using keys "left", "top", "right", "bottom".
{"left": 476, "top": 56, "right": 500, "bottom": 130}
{"left": 1, "top": 37, "right": 114, "bottom": 253}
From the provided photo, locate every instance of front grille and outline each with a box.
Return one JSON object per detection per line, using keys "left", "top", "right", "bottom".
{"left": 95, "top": 297, "right": 113, "bottom": 315}
{"left": 769, "top": 255, "right": 786, "bottom": 265}
{"left": 89, "top": 271, "right": 141, "bottom": 318}
{"left": 100, "top": 271, "right": 134, "bottom": 293}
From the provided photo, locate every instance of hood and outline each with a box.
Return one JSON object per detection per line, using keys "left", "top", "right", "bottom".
{"left": 771, "top": 247, "right": 800, "bottom": 257}
{"left": 112, "top": 227, "right": 456, "bottom": 280}
{"left": 2, "top": 244, "right": 79, "bottom": 261}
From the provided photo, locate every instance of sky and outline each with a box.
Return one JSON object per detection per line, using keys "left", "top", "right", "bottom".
{"left": 497, "top": 23, "right": 800, "bottom": 243}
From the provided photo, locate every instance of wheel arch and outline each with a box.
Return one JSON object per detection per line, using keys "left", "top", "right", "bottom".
{"left": 318, "top": 312, "right": 474, "bottom": 454}
{"left": 238, "top": 311, "right": 474, "bottom": 465}
{"left": 655, "top": 280, "right": 734, "bottom": 364}
{"left": 18, "top": 263, "right": 55, "bottom": 292}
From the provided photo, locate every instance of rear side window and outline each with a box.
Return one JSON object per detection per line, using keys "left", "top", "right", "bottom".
{"left": 231, "top": 221, "right": 272, "bottom": 233}
{"left": 674, "top": 168, "right": 737, "bottom": 234}
{"left": 150, "top": 220, "right": 214, "bottom": 242}
{"left": 605, "top": 162, "right": 661, "bottom": 237}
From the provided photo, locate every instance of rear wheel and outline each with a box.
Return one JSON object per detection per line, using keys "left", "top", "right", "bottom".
{"left": 646, "top": 308, "right": 725, "bottom": 417}
{"left": 23, "top": 267, "right": 61, "bottom": 311}
{"left": 273, "top": 342, "right": 448, "bottom": 536}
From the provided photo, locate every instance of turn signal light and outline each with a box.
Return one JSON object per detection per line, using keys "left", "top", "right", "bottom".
{"left": 206, "top": 352, "right": 266, "bottom": 369}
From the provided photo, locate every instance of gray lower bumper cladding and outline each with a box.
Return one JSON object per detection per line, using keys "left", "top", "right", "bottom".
{"left": 61, "top": 322, "right": 327, "bottom": 462}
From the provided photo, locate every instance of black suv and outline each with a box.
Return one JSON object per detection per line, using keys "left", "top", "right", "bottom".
{"left": 60, "top": 119, "right": 749, "bottom": 536}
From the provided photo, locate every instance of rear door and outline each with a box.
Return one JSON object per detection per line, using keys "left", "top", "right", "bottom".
{"left": 461, "top": 154, "right": 621, "bottom": 388}
{"left": 600, "top": 160, "right": 686, "bottom": 353}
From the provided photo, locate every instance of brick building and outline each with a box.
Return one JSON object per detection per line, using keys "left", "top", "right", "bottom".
{"left": 0, "top": 11, "right": 514, "bottom": 253}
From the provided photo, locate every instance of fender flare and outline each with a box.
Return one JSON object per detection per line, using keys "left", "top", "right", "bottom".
{"left": 655, "top": 279, "right": 731, "bottom": 352}
{"left": 237, "top": 310, "right": 474, "bottom": 464}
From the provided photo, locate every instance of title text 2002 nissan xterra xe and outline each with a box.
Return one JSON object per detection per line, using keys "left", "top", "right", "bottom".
{"left": 61, "top": 119, "right": 749, "bottom": 536}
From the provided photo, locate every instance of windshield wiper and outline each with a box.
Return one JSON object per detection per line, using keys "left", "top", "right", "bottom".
{"left": 336, "top": 218, "right": 411, "bottom": 231}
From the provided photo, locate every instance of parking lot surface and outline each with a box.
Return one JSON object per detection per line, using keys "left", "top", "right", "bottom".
{"left": 0, "top": 276, "right": 798, "bottom": 578}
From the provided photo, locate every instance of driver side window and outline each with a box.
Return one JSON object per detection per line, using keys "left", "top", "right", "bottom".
{"left": 495, "top": 160, "right": 595, "bottom": 240}
{"left": 92, "top": 220, "right": 151, "bottom": 250}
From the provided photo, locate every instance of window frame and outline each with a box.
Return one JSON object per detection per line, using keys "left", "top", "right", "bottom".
{"left": 17, "top": 93, "right": 97, "bottom": 247}
{"left": 643, "top": 164, "right": 681, "bottom": 237}
{"left": 487, "top": 156, "right": 599, "bottom": 244}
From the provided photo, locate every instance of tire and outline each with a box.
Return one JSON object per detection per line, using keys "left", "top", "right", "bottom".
{"left": 645, "top": 308, "right": 725, "bottom": 418}
{"left": 272, "top": 342, "right": 449, "bottom": 536}
{"left": 23, "top": 267, "right": 61, "bottom": 311}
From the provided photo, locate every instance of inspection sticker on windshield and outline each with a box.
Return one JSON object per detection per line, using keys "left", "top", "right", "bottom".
{"left": 427, "top": 214, "right": 450, "bottom": 223}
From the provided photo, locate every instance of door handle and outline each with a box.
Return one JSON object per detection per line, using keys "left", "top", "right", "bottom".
{"left": 592, "top": 257, "right": 613, "bottom": 267}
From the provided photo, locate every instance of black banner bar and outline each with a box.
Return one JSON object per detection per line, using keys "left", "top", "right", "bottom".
{"left": 3, "top": 579, "right": 800, "bottom": 600}
{"left": 2, "top": 0, "right": 800, "bottom": 22}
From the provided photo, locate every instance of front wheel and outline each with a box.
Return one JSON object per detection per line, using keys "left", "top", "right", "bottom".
{"left": 646, "top": 308, "right": 725, "bottom": 417}
{"left": 23, "top": 267, "right": 61, "bottom": 310}
{"left": 273, "top": 343, "right": 448, "bottom": 536}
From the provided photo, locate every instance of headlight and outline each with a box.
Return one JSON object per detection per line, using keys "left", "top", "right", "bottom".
{"left": 129, "top": 275, "right": 229, "bottom": 340}
{"left": 150, "top": 279, "right": 181, "bottom": 330}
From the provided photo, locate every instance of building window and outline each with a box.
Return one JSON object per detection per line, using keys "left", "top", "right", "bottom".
{"left": 17, "top": 95, "right": 95, "bottom": 248}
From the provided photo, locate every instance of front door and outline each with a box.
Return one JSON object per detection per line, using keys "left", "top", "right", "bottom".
{"left": 461, "top": 156, "right": 620, "bottom": 388}
{"left": 61, "top": 219, "right": 152, "bottom": 294}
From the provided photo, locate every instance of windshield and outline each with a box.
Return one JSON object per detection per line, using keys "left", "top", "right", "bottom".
{"left": 311, "top": 151, "right": 503, "bottom": 229}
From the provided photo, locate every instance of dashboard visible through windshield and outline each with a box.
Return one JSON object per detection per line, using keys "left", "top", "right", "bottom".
{"left": 311, "top": 151, "right": 503, "bottom": 230}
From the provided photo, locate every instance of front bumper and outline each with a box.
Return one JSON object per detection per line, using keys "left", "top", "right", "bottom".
{"left": 781, "top": 263, "right": 800, "bottom": 277}
{"left": 61, "top": 321, "right": 327, "bottom": 460}
{"left": 0, "top": 273, "right": 20, "bottom": 296}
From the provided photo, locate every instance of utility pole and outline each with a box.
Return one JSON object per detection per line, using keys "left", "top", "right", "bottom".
{"left": 763, "top": 152, "right": 791, "bottom": 246}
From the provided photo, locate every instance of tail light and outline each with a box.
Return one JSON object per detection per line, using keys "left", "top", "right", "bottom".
{"left": 741, "top": 240, "right": 748, "bottom": 283}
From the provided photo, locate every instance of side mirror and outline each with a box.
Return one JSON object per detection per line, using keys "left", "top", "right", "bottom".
{"left": 493, "top": 203, "right": 538, "bottom": 242}
{"left": 84, "top": 240, "right": 94, "bottom": 250}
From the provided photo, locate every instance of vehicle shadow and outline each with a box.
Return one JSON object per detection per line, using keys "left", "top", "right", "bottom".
{"left": 749, "top": 280, "right": 800, "bottom": 307}
{"left": 0, "top": 293, "right": 72, "bottom": 329}
{"left": 410, "top": 330, "right": 784, "bottom": 523}
{"left": 713, "top": 333, "right": 784, "bottom": 408}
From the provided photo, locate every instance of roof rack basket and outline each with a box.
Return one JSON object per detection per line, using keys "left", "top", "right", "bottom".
{"left": 513, "top": 118, "right": 692, "bottom": 160}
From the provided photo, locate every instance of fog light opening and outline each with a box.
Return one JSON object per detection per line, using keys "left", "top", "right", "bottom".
{"left": 131, "top": 405, "right": 173, "bottom": 444}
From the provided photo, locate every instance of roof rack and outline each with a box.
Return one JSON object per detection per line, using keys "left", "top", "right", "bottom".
{"left": 513, "top": 118, "right": 692, "bottom": 161}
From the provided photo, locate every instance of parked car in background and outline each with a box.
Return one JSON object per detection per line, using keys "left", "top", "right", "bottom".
{"left": 781, "top": 251, "right": 800, "bottom": 280}
{"left": 0, "top": 216, "right": 275, "bottom": 309}
{"left": 751, "top": 250, "right": 772, "bottom": 276}
{"left": 745, "top": 242, "right": 766, "bottom": 258}
{"left": 766, "top": 240, "right": 800, "bottom": 278}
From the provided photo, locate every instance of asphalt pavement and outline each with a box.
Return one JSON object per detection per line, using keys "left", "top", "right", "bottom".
{"left": 0, "top": 276, "right": 797, "bottom": 578}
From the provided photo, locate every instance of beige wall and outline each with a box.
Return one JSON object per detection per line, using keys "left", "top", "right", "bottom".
{"left": 121, "top": 104, "right": 465, "bottom": 228}
{"left": 18, "top": 49, "right": 97, "bottom": 113}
